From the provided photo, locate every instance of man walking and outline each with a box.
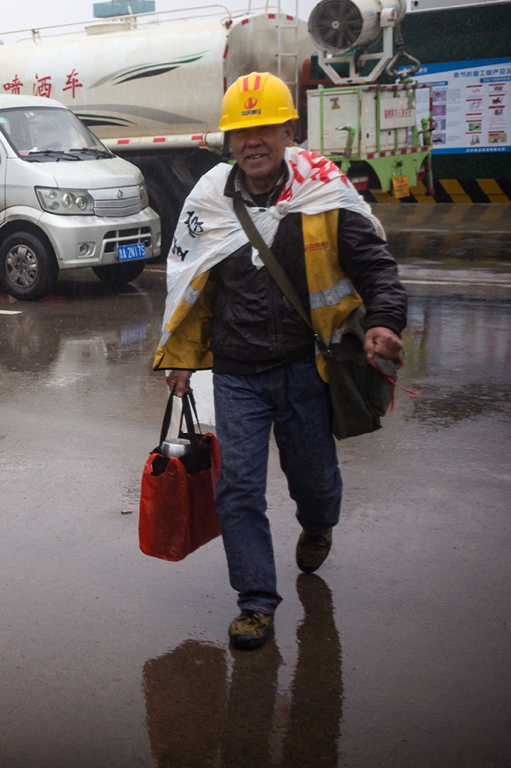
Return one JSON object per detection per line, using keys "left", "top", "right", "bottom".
{"left": 154, "top": 72, "right": 406, "bottom": 650}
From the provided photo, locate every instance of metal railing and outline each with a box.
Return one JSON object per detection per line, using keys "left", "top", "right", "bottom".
{"left": 0, "top": 5, "right": 236, "bottom": 44}
{"left": 0, "top": 3, "right": 291, "bottom": 44}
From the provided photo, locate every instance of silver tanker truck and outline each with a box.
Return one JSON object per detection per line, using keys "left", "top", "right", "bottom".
{"left": 0, "top": 1, "right": 430, "bottom": 276}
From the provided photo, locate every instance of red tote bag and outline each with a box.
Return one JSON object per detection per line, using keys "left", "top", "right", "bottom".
{"left": 139, "top": 392, "right": 221, "bottom": 562}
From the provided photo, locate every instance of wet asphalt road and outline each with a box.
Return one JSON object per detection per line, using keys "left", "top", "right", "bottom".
{"left": 0, "top": 236, "right": 510, "bottom": 767}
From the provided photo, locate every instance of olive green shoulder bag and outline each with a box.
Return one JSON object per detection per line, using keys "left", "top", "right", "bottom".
{"left": 233, "top": 197, "right": 404, "bottom": 439}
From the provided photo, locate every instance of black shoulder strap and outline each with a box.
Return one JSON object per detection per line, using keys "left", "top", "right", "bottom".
{"left": 232, "top": 197, "right": 330, "bottom": 357}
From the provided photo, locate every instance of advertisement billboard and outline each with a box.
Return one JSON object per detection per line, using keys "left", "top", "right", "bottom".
{"left": 413, "top": 57, "right": 511, "bottom": 154}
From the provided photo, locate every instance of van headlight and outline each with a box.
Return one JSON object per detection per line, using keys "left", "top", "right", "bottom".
{"left": 36, "top": 187, "right": 94, "bottom": 215}
{"left": 139, "top": 181, "right": 149, "bottom": 210}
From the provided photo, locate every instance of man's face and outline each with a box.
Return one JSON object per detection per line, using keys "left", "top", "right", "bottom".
{"left": 229, "top": 122, "right": 295, "bottom": 193}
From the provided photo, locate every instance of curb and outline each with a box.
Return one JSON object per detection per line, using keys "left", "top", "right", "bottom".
{"left": 388, "top": 231, "right": 511, "bottom": 262}
{"left": 373, "top": 203, "right": 511, "bottom": 262}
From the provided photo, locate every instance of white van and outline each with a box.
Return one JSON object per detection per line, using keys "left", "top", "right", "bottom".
{"left": 0, "top": 95, "right": 161, "bottom": 300}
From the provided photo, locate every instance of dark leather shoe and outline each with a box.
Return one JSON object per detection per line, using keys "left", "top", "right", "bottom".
{"left": 296, "top": 529, "right": 332, "bottom": 573}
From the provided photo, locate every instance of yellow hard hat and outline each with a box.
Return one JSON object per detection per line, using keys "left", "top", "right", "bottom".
{"left": 219, "top": 72, "right": 298, "bottom": 132}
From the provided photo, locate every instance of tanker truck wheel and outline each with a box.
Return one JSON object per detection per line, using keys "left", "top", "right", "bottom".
{"left": 0, "top": 231, "right": 59, "bottom": 301}
{"left": 145, "top": 177, "right": 178, "bottom": 262}
{"left": 92, "top": 260, "right": 146, "bottom": 288}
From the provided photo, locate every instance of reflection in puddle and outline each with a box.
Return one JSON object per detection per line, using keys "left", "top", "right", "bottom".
{"left": 119, "top": 325, "right": 148, "bottom": 345}
{"left": 143, "top": 575, "right": 342, "bottom": 768}
{"left": 144, "top": 641, "right": 228, "bottom": 768}
{"left": 403, "top": 297, "right": 511, "bottom": 427}
{"left": 0, "top": 301, "right": 154, "bottom": 374}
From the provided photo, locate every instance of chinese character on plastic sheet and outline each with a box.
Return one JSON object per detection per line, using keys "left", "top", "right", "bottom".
{"left": 171, "top": 237, "right": 189, "bottom": 262}
{"left": 3, "top": 75, "right": 23, "bottom": 94}
{"left": 461, "top": 72, "right": 466, "bottom": 77}
{"left": 473, "top": 71, "right": 479, "bottom": 76}
{"left": 62, "top": 69, "right": 83, "bottom": 98}
{"left": 454, "top": 73, "right": 459, "bottom": 78}
{"left": 184, "top": 211, "right": 204, "bottom": 239}
{"left": 33, "top": 74, "right": 52, "bottom": 98}
{"left": 467, "top": 72, "right": 473, "bottom": 77}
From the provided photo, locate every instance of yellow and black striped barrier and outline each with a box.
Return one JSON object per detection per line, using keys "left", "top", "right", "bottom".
{"left": 365, "top": 179, "right": 511, "bottom": 204}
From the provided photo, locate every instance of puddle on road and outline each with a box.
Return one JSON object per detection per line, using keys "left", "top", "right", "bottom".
{"left": 143, "top": 575, "right": 342, "bottom": 768}
{"left": 2, "top": 273, "right": 510, "bottom": 431}
{"left": 1, "top": 266, "right": 510, "bottom": 768}
{"left": 401, "top": 296, "right": 511, "bottom": 428}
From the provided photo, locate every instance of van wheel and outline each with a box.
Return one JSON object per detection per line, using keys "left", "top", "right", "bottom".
{"left": 92, "top": 260, "right": 146, "bottom": 288}
{"left": 0, "top": 231, "right": 59, "bottom": 301}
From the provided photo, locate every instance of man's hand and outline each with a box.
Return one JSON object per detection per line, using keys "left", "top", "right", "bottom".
{"left": 364, "top": 327, "right": 402, "bottom": 361}
{"left": 166, "top": 370, "right": 193, "bottom": 397}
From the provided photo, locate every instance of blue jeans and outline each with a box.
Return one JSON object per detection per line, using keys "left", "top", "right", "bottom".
{"left": 213, "top": 356, "right": 342, "bottom": 615}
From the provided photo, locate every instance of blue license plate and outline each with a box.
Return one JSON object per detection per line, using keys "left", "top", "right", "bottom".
{"left": 118, "top": 242, "right": 146, "bottom": 262}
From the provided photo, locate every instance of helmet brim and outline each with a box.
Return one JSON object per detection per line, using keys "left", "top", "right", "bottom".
{"left": 219, "top": 112, "right": 298, "bottom": 132}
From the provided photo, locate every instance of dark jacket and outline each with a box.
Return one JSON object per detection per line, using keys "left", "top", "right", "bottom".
{"left": 209, "top": 167, "right": 407, "bottom": 373}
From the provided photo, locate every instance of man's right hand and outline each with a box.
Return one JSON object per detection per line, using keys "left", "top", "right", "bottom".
{"left": 166, "top": 370, "right": 193, "bottom": 397}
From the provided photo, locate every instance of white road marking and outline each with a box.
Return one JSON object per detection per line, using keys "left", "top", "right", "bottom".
{"left": 0, "top": 309, "right": 22, "bottom": 315}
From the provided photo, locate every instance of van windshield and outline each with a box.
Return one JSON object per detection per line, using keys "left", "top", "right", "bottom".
{"left": 0, "top": 106, "right": 113, "bottom": 161}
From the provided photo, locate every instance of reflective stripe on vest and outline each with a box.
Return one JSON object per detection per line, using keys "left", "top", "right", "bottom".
{"left": 302, "top": 210, "right": 363, "bottom": 382}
